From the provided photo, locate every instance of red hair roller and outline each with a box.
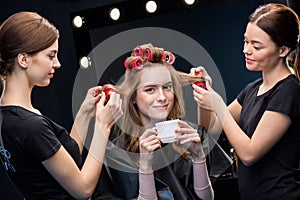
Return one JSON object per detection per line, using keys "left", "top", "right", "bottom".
{"left": 131, "top": 57, "right": 143, "bottom": 70}
{"left": 124, "top": 57, "right": 131, "bottom": 70}
{"left": 103, "top": 84, "right": 116, "bottom": 103}
{"left": 194, "top": 71, "right": 207, "bottom": 90}
{"left": 162, "top": 51, "right": 175, "bottom": 65}
{"left": 133, "top": 46, "right": 143, "bottom": 57}
{"left": 144, "top": 48, "right": 153, "bottom": 61}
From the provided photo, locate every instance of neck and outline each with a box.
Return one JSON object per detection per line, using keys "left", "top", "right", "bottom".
{"left": 260, "top": 63, "right": 291, "bottom": 92}
{"left": 1, "top": 76, "right": 34, "bottom": 111}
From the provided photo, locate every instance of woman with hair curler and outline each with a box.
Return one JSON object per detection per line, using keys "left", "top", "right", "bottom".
{"left": 0, "top": 11, "right": 123, "bottom": 199}
{"left": 193, "top": 3, "right": 300, "bottom": 199}
{"left": 92, "top": 43, "right": 233, "bottom": 200}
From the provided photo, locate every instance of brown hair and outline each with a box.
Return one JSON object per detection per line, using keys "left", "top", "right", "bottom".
{"left": 0, "top": 11, "right": 59, "bottom": 78}
{"left": 249, "top": 3, "right": 300, "bottom": 79}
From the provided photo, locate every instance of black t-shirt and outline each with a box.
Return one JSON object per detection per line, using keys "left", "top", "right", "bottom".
{"left": 237, "top": 75, "right": 300, "bottom": 200}
{"left": 1, "top": 106, "right": 82, "bottom": 200}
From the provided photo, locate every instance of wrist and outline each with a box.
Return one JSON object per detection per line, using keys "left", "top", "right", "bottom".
{"left": 78, "top": 105, "right": 94, "bottom": 120}
{"left": 139, "top": 155, "right": 153, "bottom": 172}
{"left": 190, "top": 151, "right": 206, "bottom": 162}
{"left": 192, "top": 157, "right": 206, "bottom": 163}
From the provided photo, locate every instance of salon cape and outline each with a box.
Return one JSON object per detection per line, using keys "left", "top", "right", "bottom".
{"left": 92, "top": 125, "right": 232, "bottom": 200}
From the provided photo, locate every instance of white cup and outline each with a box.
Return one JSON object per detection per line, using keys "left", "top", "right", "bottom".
{"left": 155, "top": 119, "right": 180, "bottom": 143}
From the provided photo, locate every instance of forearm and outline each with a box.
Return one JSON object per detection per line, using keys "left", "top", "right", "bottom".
{"left": 198, "top": 106, "right": 222, "bottom": 135}
{"left": 193, "top": 159, "right": 214, "bottom": 200}
{"left": 70, "top": 107, "right": 93, "bottom": 153}
{"left": 137, "top": 170, "right": 157, "bottom": 200}
{"left": 79, "top": 121, "right": 110, "bottom": 196}
{"left": 217, "top": 107, "right": 252, "bottom": 165}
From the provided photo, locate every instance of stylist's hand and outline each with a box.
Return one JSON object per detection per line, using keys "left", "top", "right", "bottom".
{"left": 192, "top": 80, "right": 225, "bottom": 113}
{"left": 79, "top": 86, "right": 103, "bottom": 119}
{"left": 190, "top": 66, "right": 212, "bottom": 86}
{"left": 95, "top": 91, "right": 123, "bottom": 136}
{"left": 175, "top": 120, "right": 205, "bottom": 161}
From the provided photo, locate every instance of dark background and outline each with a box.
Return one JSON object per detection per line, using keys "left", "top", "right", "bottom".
{"left": 0, "top": 0, "right": 298, "bottom": 199}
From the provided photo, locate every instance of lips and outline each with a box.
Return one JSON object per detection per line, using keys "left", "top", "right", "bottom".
{"left": 245, "top": 57, "right": 255, "bottom": 63}
{"left": 153, "top": 104, "right": 169, "bottom": 110}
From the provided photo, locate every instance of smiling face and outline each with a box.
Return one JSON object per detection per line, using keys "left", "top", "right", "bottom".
{"left": 134, "top": 65, "right": 174, "bottom": 127}
{"left": 27, "top": 40, "right": 61, "bottom": 87}
{"left": 243, "top": 22, "right": 283, "bottom": 72}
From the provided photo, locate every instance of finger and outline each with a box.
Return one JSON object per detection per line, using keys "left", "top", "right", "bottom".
{"left": 180, "top": 137, "right": 200, "bottom": 144}
{"left": 97, "top": 92, "right": 106, "bottom": 106}
{"left": 140, "top": 137, "right": 161, "bottom": 148}
{"left": 198, "top": 66, "right": 206, "bottom": 73}
{"left": 176, "top": 128, "right": 196, "bottom": 137}
{"left": 190, "top": 67, "right": 195, "bottom": 75}
{"left": 90, "top": 86, "right": 102, "bottom": 96}
{"left": 141, "top": 142, "right": 161, "bottom": 152}
{"left": 140, "top": 129, "right": 158, "bottom": 139}
{"left": 177, "top": 134, "right": 200, "bottom": 144}
{"left": 206, "top": 82, "right": 213, "bottom": 91}
{"left": 177, "top": 120, "right": 192, "bottom": 128}
{"left": 141, "top": 134, "right": 160, "bottom": 144}
{"left": 141, "top": 136, "right": 161, "bottom": 146}
{"left": 192, "top": 83, "right": 206, "bottom": 93}
{"left": 176, "top": 132, "right": 199, "bottom": 140}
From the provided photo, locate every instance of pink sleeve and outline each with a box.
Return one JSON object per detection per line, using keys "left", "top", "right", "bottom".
{"left": 137, "top": 170, "right": 158, "bottom": 200}
{"left": 193, "top": 159, "right": 214, "bottom": 200}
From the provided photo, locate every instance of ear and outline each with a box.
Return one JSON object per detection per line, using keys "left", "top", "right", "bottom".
{"left": 279, "top": 46, "right": 291, "bottom": 58}
{"left": 17, "top": 53, "right": 30, "bottom": 69}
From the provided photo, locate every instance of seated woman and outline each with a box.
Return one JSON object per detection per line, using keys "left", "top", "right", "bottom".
{"left": 93, "top": 43, "right": 231, "bottom": 200}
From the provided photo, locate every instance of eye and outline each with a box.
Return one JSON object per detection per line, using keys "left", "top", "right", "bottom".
{"left": 163, "top": 84, "right": 173, "bottom": 91}
{"left": 145, "top": 87, "right": 155, "bottom": 93}
{"left": 49, "top": 55, "right": 55, "bottom": 60}
{"left": 253, "top": 46, "right": 262, "bottom": 50}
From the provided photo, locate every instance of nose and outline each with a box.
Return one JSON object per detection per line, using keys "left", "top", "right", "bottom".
{"left": 243, "top": 43, "right": 251, "bottom": 55}
{"left": 156, "top": 87, "right": 166, "bottom": 101}
{"left": 54, "top": 58, "right": 61, "bottom": 69}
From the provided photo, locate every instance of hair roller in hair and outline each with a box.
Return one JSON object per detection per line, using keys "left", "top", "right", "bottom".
{"left": 161, "top": 51, "right": 175, "bottom": 65}
{"left": 124, "top": 56, "right": 143, "bottom": 70}
{"left": 103, "top": 84, "right": 116, "bottom": 103}
{"left": 131, "top": 56, "right": 143, "bottom": 70}
{"left": 133, "top": 46, "right": 143, "bottom": 57}
{"left": 144, "top": 48, "right": 153, "bottom": 61}
{"left": 194, "top": 71, "right": 207, "bottom": 90}
{"left": 124, "top": 57, "right": 131, "bottom": 70}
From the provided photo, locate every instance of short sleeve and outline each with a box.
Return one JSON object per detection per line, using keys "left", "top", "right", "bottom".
{"left": 267, "top": 78, "right": 300, "bottom": 120}
{"left": 22, "top": 116, "right": 61, "bottom": 162}
{"left": 237, "top": 88, "right": 246, "bottom": 106}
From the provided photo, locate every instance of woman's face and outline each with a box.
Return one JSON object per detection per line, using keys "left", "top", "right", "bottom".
{"left": 27, "top": 40, "right": 61, "bottom": 87}
{"left": 135, "top": 66, "right": 174, "bottom": 127}
{"left": 243, "top": 22, "right": 282, "bottom": 72}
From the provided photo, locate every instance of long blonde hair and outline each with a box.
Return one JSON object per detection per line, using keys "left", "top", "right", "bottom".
{"left": 112, "top": 43, "right": 204, "bottom": 156}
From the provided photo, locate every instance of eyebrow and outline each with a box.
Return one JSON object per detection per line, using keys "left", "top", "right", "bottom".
{"left": 138, "top": 81, "right": 173, "bottom": 88}
{"left": 49, "top": 49, "right": 58, "bottom": 54}
{"left": 244, "top": 35, "right": 264, "bottom": 45}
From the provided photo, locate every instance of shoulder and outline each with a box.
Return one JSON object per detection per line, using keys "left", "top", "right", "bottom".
{"left": 237, "top": 78, "right": 262, "bottom": 103}
{"left": 1, "top": 106, "right": 55, "bottom": 134}
{"left": 272, "top": 75, "right": 300, "bottom": 97}
{"left": 243, "top": 78, "right": 262, "bottom": 91}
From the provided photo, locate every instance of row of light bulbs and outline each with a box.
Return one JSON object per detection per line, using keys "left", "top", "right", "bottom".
{"left": 73, "top": 0, "right": 196, "bottom": 29}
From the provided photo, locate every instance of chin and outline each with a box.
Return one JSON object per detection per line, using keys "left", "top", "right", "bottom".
{"left": 37, "top": 82, "right": 51, "bottom": 87}
{"left": 151, "top": 115, "right": 168, "bottom": 122}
